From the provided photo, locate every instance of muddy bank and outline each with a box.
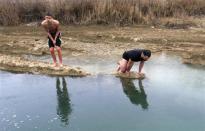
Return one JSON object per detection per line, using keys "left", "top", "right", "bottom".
{"left": 0, "top": 26, "right": 204, "bottom": 69}
{"left": 182, "top": 52, "right": 205, "bottom": 66}
{"left": 0, "top": 54, "right": 89, "bottom": 76}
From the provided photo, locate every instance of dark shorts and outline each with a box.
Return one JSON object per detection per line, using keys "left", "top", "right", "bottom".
{"left": 122, "top": 51, "right": 129, "bottom": 61}
{"left": 48, "top": 32, "right": 61, "bottom": 48}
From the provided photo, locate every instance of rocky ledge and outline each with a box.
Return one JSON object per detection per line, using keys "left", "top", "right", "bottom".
{"left": 113, "top": 72, "right": 145, "bottom": 79}
{"left": 0, "top": 54, "right": 90, "bottom": 76}
{"left": 182, "top": 52, "right": 205, "bottom": 66}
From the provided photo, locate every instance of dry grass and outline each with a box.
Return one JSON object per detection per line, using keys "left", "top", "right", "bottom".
{"left": 0, "top": 0, "right": 204, "bottom": 26}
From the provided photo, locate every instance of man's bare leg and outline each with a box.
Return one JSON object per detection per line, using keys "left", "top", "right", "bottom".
{"left": 117, "top": 60, "right": 121, "bottom": 72}
{"left": 119, "top": 59, "right": 128, "bottom": 73}
{"left": 50, "top": 47, "right": 57, "bottom": 66}
{"left": 56, "top": 46, "right": 63, "bottom": 67}
{"left": 117, "top": 65, "right": 120, "bottom": 72}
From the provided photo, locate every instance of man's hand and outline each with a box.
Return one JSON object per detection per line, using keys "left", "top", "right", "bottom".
{"left": 139, "top": 72, "right": 144, "bottom": 75}
{"left": 52, "top": 40, "right": 56, "bottom": 47}
{"left": 137, "top": 72, "right": 145, "bottom": 76}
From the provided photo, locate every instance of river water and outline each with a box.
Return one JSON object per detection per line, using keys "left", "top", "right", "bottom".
{"left": 0, "top": 53, "right": 205, "bottom": 131}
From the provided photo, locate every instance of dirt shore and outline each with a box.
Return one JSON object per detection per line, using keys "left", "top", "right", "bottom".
{"left": 0, "top": 54, "right": 89, "bottom": 76}
{"left": 0, "top": 25, "right": 204, "bottom": 75}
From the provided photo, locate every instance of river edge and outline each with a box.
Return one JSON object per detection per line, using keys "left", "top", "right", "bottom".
{"left": 0, "top": 25, "right": 204, "bottom": 75}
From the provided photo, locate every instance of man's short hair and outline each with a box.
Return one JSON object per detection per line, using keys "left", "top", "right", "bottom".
{"left": 143, "top": 50, "right": 151, "bottom": 57}
{"left": 46, "top": 12, "right": 53, "bottom": 17}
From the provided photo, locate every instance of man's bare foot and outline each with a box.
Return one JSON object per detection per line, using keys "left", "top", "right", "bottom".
{"left": 53, "top": 63, "right": 58, "bottom": 67}
{"left": 59, "top": 63, "right": 63, "bottom": 67}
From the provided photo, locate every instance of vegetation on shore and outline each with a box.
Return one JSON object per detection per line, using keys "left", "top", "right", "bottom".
{"left": 0, "top": 0, "right": 204, "bottom": 26}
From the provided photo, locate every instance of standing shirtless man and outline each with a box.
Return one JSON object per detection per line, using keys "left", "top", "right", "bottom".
{"left": 41, "top": 14, "right": 63, "bottom": 67}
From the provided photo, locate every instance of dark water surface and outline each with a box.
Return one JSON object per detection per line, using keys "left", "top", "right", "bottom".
{"left": 0, "top": 53, "right": 205, "bottom": 131}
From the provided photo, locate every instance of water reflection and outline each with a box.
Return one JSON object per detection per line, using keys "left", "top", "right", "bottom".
{"left": 56, "top": 77, "right": 72, "bottom": 126}
{"left": 120, "top": 78, "right": 149, "bottom": 110}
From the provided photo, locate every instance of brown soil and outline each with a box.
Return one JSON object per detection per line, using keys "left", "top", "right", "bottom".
{"left": 0, "top": 54, "right": 89, "bottom": 76}
{"left": 0, "top": 25, "right": 204, "bottom": 75}
{"left": 114, "top": 72, "right": 145, "bottom": 79}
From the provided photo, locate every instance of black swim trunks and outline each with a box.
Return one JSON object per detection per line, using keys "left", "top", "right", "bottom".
{"left": 122, "top": 51, "right": 129, "bottom": 61}
{"left": 122, "top": 49, "right": 144, "bottom": 62}
{"left": 48, "top": 31, "right": 61, "bottom": 48}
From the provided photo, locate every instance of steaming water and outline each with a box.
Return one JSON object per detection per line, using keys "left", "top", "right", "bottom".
{"left": 0, "top": 53, "right": 205, "bottom": 131}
